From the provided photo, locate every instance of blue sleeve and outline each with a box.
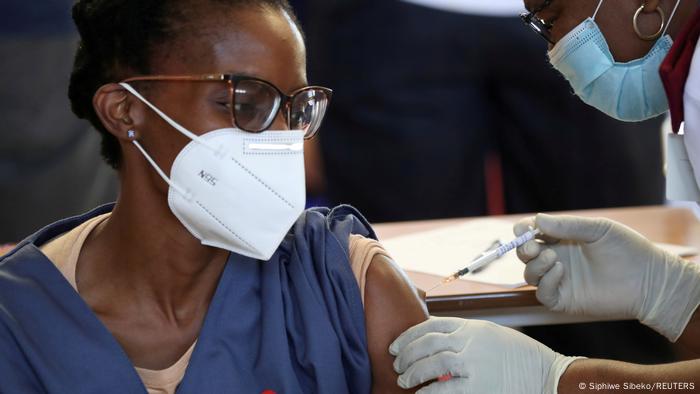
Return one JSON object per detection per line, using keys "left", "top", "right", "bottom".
{"left": 288, "top": 205, "right": 375, "bottom": 393}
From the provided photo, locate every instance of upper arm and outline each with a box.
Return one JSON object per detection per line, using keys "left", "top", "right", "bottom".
{"left": 677, "top": 307, "right": 700, "bottom": 355}
{"left": 364, "top": 253, "right": 429, "bottom": 394}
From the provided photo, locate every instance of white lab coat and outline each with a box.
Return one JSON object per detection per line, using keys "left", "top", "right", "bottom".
{"left": 684, "top": 41, "right": 700, "bottom": 189}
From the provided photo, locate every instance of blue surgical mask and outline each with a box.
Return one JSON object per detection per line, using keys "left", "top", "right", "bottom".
{"left": 548, "top": 0, "right": 680, "bottom": 122}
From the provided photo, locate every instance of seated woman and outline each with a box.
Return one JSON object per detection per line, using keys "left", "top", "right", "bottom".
{"left": 0, "top": 0, "right": 427, "bottom": 393}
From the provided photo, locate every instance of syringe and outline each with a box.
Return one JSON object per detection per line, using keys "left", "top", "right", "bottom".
{"left": 426, "top": 228, "right": 541, "bottom": 293}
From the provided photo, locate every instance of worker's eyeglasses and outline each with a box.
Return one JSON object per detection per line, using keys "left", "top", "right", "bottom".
{"left": 520, "top": 0, "right": 554, "bottom": 44}
{"left": 121, "top": 74, "right": 333, "bottom": 139}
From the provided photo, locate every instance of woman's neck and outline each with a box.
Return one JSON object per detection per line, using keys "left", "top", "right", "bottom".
{"left": 77, "top": 163, "right": 229, "bottom": 325}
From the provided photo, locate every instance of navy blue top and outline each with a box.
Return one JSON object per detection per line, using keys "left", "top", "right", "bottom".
{"left": 0, "top": 204, "right": 374, "bottom": 393}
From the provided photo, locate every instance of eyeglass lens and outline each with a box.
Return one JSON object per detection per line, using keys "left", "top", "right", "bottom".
{"left": 532, "top": 19, "right": 552, "bottom": 42}
{"left": 290, "top": 89, "right": 330, "bottom": 139}
{"left": 521, "top": 0, "right": 553, "bottom": 44}
{"left": 232, "top": 79, "right": 329, "bottom": 138}
{"left": 233, "top": 79, "right": 282, "bottom": 133}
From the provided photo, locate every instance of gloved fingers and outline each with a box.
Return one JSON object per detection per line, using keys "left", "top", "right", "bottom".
{"left": 390, "top": 317, "right": 464, "bottom": 356}
{"left": 516, "top": 239, "right": 541, "bottom": 263}
{"left": 535, "top": 261, "right": 565, "bottom": 310}
{"left": 523, "top": 249, "right": 558, "bottom": 286}
{"left": 536, "top": 214, "right": 612, "bottom": 243}
{"left": 397, "top": 351, "right": 465, "bottom": 389}
{"left": 393, "top": 332, "right": 464, "bottom": 373}
{"left": 415, "top": 378, "right": 470, "bottom": 394}
{"left": 513, "top": 217, "right": 536, "bottom": 236}
{"left": 515, "top": 215, "right": 560, "bottom": 244}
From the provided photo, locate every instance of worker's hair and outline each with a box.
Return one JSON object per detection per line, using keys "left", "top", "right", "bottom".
{"left": 68, "top": 0, "right": 301, "bottom": 169}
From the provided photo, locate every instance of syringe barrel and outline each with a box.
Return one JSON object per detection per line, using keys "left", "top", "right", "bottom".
{"left": 465, "top": 250, "right": 500, "bottom": 272}
{"left": 466, "top": 229, "right": 539, "bottom": 272}
{"left": 494, "top": 228, "right": 540, "bottom": 256}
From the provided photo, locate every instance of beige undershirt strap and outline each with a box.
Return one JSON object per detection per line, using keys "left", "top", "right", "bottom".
{"left": 134, "top": 348, "right": 195, "bottom": 394}
{"left": 348, "top": 234, "right": 395, "bottom": 306}
{"left": 40, "top": 213, "right": 111, "bottom": 290}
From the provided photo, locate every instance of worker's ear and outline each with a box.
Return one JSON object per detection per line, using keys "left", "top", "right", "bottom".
{"left": 642, "top": 0, "right": 661, "bottom": 13}
{"left": 93, "top": 83, "right": 145, "bottom": 141}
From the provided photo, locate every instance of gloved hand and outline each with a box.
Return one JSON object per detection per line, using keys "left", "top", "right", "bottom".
{"left": 515, "top": 214, "right": 700, "bottom": 341}
{"left": 389, "top": 317, "right": 581, "bottom": 394}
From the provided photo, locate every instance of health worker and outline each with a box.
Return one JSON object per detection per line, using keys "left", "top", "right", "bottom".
{"left": 389, "top": 0, "right": 700, "bottom": 393}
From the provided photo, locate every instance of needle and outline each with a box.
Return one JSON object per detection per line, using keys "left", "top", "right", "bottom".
{"left": 426, "top": 228, "right": 541, "bottom": 293}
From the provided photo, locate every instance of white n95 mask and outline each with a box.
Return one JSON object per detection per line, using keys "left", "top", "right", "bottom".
{"left": 120, "top": 82, "right": 305, "bottom": 261}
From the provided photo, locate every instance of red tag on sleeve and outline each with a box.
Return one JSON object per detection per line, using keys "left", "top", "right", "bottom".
{"left": 438, "top": 373, "right": 453, "bottom": 382}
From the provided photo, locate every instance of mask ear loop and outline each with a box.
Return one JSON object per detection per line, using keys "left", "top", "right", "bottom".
{"left": 119, "top": 83, "right": 219, "bottom": 154}
{"left": 119, "top": 82, "right": 199, "bottom": 200}
{"left": 662, "top": 0, "right": 681, "bottom": 37}
{"left": 130, "top": 137, "right": 191, "bottom": 200}
{"left": 592, "top": 0, "right": 605, "bottom": 20}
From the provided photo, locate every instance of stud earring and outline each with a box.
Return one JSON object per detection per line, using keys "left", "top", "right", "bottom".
{"left": 127, "top": 130, "right": 136, "bottom": 140}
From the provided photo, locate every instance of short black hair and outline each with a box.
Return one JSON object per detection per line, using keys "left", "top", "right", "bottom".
{"left": 68, "top": 0, "right": 300, "bottom": 169}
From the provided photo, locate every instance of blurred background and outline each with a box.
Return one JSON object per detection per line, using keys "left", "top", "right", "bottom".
{"left": 1, "top": 0, "right": 118, "bottom": 243}
{"left": 294, "top": 0, "right": 665, "bottom": 222}
{"left": 1, "top": 0, "right": 679, "bottom": 366}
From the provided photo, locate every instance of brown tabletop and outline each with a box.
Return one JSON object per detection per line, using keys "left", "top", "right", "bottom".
{"left": 372, "top": 205, "right": 700, "bottom": 316}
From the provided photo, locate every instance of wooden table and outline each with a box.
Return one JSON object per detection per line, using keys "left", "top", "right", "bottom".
{"left": 373, "top": 205, "right": 700, "bottom": 327}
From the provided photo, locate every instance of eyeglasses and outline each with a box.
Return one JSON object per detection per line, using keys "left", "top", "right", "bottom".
{"left": 121, "top": 74, "right": 333, "bottom": 139}
{"left": 520, "top": 0, "right": 554, "bottom": 44}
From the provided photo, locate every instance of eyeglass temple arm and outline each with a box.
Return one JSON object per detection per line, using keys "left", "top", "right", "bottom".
{"left": 121, "top": 74, "right": 228, "bottom": 83}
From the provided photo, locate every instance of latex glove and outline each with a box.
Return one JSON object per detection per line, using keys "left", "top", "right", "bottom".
{"left": 515, "top": 214, "right": 700, "bottom": 341}
{"left": 389, "top": 317, "right": 581, "bottom": 394}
